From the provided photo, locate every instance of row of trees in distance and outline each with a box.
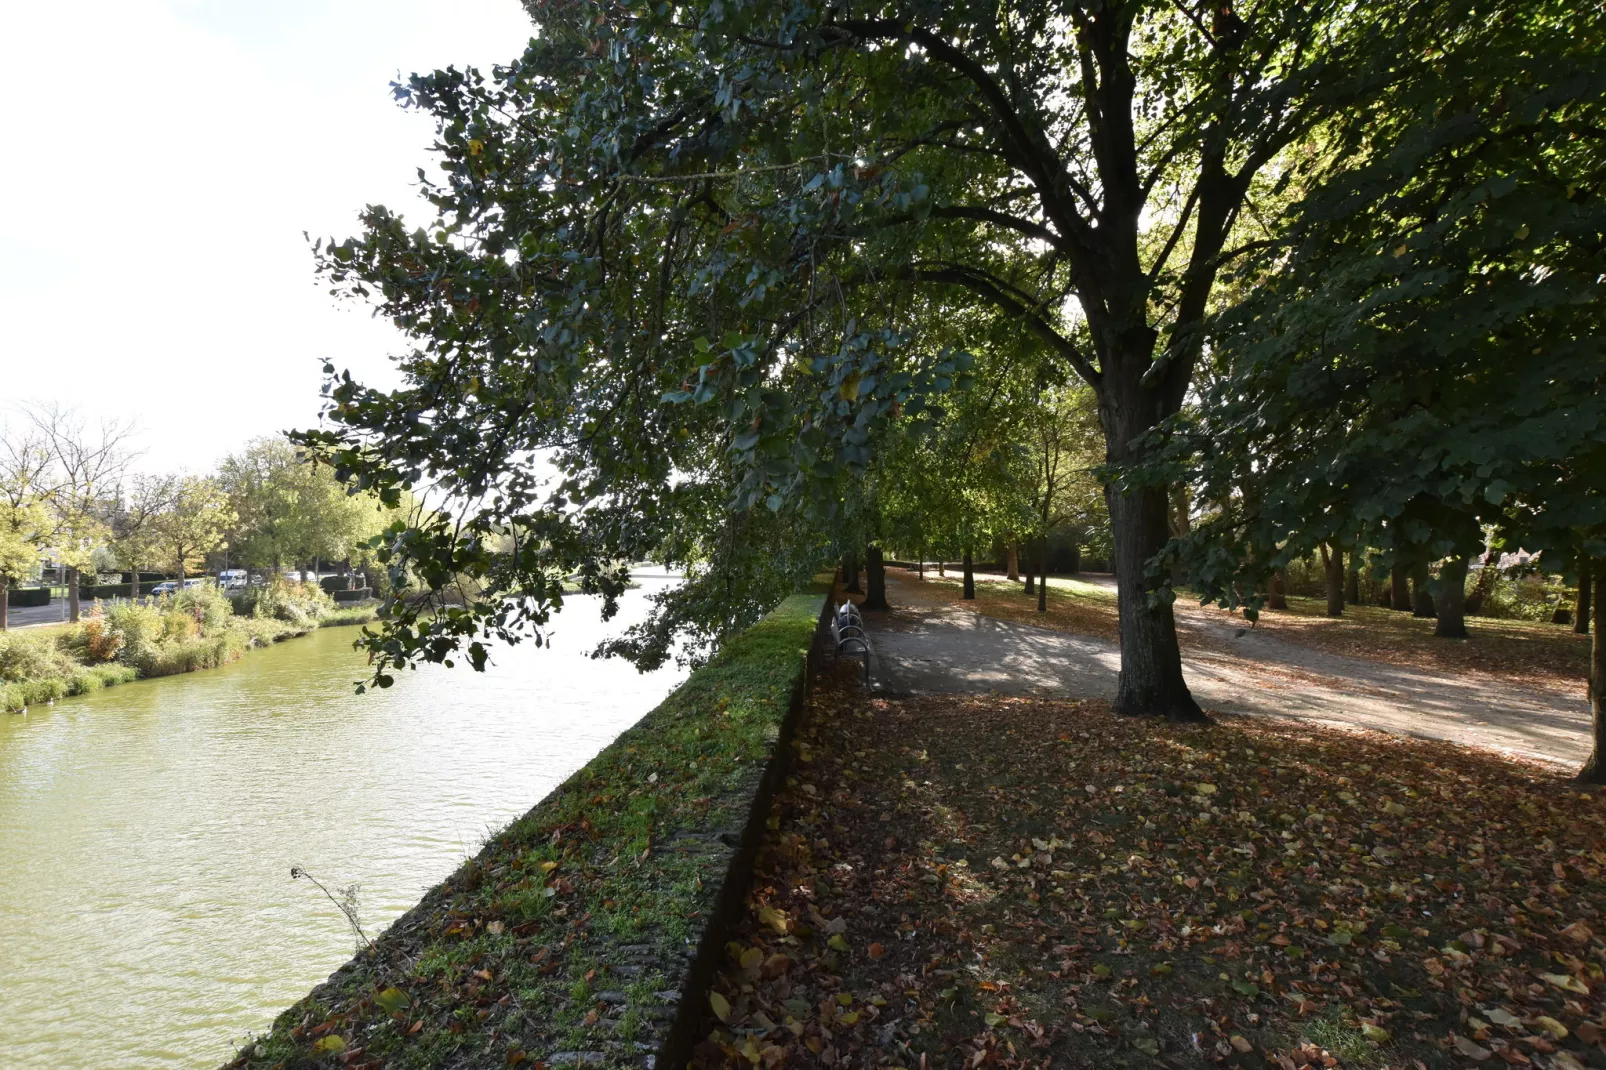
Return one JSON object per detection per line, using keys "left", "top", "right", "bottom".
{"left": 0, "top": 405, "right": 394, "bottom": 629}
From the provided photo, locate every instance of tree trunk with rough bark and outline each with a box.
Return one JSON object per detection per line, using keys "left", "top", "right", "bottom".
{"left": 0, "top": 575, "right": 8, "bottom": 631}
{"left": 129, "top": 565, "right": 140, "bottom": 601}
{"left": 67, "top": 566, "right": 80, "bottom": 623}
{"left": 843, "top": 552, "right": 862, "bottom": 594}
{"left": 862, "top": 545, "right": 890, "bottom": 612}
{"left": 1578, "top": 566, "right": 1593, "bottom": 635}
{"left": 1024, "top": 553, "right": 1035, "bottom": 595}
{"left": 962, "top": 550, "right": 975, "bottom": 600}
{"left": 1575, "top": 574, "right": 1605, "bottom": 783}
{"left": 1267, "top": 570, "right": 1288, "bottom": 611}
{"left": 1320, "top": 544, "right": 1344, "bottom": 617}
{"left": 1067, "top": 542, "right": 1081, "bottom": 575}
{"left": 1106, "top": 484, "right": 1204, "bottom": 720}
{"left": 1435, "top": 556, "right": 1470, "bottom": 638}
{"left": 1391, "top": 565, "right": 1412, "bottom": 611}
{"left": 1006, "top": 546, "right": 1019, "bottom": 582}
{"left": 1345, "top": 561, "right": 1360, "bottom": 606}
{"left": 1037, "top": 540, "right": 1048, "bottom": 613}
{"left": 1412, "top": 562, "right": 1436, "bottom": 618}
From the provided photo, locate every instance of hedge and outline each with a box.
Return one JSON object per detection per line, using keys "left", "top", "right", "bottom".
{"left": 6, "top": 586, "right": 51, "bottom": 608}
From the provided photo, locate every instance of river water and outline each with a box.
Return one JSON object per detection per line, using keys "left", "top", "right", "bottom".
{"left": 0, "top": 575, "right": 685, "bottom": 1069}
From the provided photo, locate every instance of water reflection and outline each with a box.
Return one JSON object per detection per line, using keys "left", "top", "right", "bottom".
{"left": 0, "top": 574, "right": 685, "bottom": 1069}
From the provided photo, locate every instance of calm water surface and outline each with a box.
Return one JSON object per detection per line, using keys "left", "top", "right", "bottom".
{"left": 0, "top": 576, "right": 685, "bottom": 1069}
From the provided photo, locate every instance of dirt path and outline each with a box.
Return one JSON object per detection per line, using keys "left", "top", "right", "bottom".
{"left": 863, "top": 569, "right": 1591, "bottom": 767}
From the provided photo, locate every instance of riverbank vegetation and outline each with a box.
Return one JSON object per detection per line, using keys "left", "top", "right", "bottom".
{"left": 227, "top": 591, "right": 825, "bottom": 1070}
{"left": 0, "top": 582, "right": 374, "bottom": 712}
{"left": 2, "top": 411, "right": 409, "bottom": 630}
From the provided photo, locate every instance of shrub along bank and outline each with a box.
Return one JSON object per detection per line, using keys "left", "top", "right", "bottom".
{"left": 0, "top": 582, "right": 377, "bottom": 712}
{"left": 225, "top": 587, "right": 832, "bottom": 1070}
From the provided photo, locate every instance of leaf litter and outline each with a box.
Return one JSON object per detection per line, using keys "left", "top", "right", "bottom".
{"left": 693, "top": 666, "right": 1606, "bottom": 1069}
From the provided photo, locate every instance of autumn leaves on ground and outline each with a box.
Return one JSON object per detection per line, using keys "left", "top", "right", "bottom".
{"left": 693, "top": 665, "right": 1606, "bottom": 1070}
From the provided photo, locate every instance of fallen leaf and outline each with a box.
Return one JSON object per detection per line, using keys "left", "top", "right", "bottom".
{"left": 1453, "top": 1035, "right": 1492, "bottom": 1061}
{"left": 709, "top": 991, "right": 731, "bottom": 1022}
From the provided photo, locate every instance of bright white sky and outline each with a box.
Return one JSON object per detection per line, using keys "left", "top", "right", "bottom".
{"left": 0, "top": 0, "right": 535, "bottom": 474}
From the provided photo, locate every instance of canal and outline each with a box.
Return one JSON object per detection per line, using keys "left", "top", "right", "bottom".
{"left": 0, "top": 575, "right": 686, "bottom": 1069}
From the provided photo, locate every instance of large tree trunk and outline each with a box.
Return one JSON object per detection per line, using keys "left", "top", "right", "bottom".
{"left": 843, "top": 552, "right": 862, "bottom": 594}
{"left": 1412, "top": 561, "right": 1436, "bottom": 618}
{"left": 1320, "top": 544, "right": 1344, "bottom": 617}
{"left": 962, "top": 550, "right": 975, "bottom": 600}
{"left": 862, "top": 545, "right": 890, "bottom": 612}
{"left": 1345, "top": 560, "right": 1360, "bottom": 606}
{"left": 1006, "top": 546, "right": 1019, "bottom": 581}
{"left": 1267, "top": 570, "right": 1288, "bottom": 611}
{"left": 1434, "top": 556, "right": 1470, "bottom": 638}
{"left": 1578, "top": 566, "right": 1593, "bottom": 635}
{"left": 1575, "top": 574, "right": 1605, "bottom": 783}
{"left": 129, "top": 564, "right": 140, "bottom": 601}
{"left": 0, "top": 575, "right": 8, "bottom": 631}
{"left": 1390, "top": 564, "right": 1412, "bottom": 610}
{"left": 1067, "top": 542, "right": 1081, "bottom": 575}
{"left": 1107, "top": 485, "right": 1204, "bottom": 720}
{"left": 67, "top": 566, "right": 80, "bottom": 623}
{"left": 1023, "top": 551, "right": 1035, "bottom": 595}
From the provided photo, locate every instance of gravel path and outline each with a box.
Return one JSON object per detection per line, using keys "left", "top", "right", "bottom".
{"left": 863, "top": 570, "right": 1591, "bottom": 768}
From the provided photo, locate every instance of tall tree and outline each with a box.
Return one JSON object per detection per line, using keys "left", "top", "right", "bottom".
{"left": 149, "top": 477, "right": 234, "bottom": 589}
{"left": 27, "top": 404, "right": 134, "bottom": 622}
{"left": 0, "top": 419, "right": 54, "bottom": 630}
{"left": 301, "top": 0, "right": 1405, "bottom": 713}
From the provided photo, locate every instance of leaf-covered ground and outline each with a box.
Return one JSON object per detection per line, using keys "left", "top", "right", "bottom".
{"left": 915, "top": 572, "right": 1589, "bottom": 695}
{"left": 694, "top": 667, "right": 1606, "bottom": 1069}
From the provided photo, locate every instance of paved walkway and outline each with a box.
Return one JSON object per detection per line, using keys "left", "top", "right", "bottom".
{"left": 864, "top": 570, "right": 1591, "bottom": 768}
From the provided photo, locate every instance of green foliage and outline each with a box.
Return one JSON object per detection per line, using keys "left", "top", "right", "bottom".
{"left": 218, "top": 436, "right": 392, "bottom": 572}
{"left": 290, "top": 0, "right": 1415, "bottom": 695}
{"left": 1151, "top": 0, "right": 1606, "bottom": 606}
{"left": 0, "top": 630, "right": 79, "bottom": 684}
{"left": 236, "top": 580, "right": 337, "bottom": 629}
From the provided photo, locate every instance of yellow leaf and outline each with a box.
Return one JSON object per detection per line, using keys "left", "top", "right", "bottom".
{"left": 828, "top": 934, "right": 851, "bottom": 952}
{"left": 1360, "top": 1024, "right": 1390, "bottom": 1043}
{"left": 311, "top": 1035, "right": 347, "bottom": 1055}
{"left": 1533, "top": 1015, "right": 1568, "bottom": 1040}
{"left": 739, "top": 947, "right": 763, "bottom": 970}
{"left": 1196, "top": 783, "right": 1217, "bottom": 795}
{"left": 709, "top": 990, "right": 731, "bottom": 1022}
{"left": 1540, "top": 972, "right": 1590, "bottom": 994}
{"left": 838, "top": 1010, "right": 860, "bottom": 1025}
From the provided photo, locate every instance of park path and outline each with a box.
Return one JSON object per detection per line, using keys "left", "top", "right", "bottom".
{"left": 863, "top": 569, "right": 1591, "bottom": 768}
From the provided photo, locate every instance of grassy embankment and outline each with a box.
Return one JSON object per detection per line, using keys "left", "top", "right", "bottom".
{"left": 917, "top": 570, "right": 1590, "bottom": 690}
{"left": 227, "top": 588, "right": 826, "bottom": 1070}
{"left": 0, "top": 584, "right": 377, "bottom": 713}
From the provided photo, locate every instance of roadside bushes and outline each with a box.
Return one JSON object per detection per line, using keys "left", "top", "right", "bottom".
{"left": 0, "top": 582, "right": 375, "bottom": 712}
{"left": 231, "top": 581, "right": 336, "bottom": 628}
{"left": 0, "top": 630, "right": 139, "bottom": 712}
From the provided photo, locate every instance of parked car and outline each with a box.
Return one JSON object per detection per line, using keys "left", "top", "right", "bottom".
{"left": 218, "top": 569, "right": 248, "bottom": 590}
{"left": 151, "top": 581, "right": 180, "bottom": 596}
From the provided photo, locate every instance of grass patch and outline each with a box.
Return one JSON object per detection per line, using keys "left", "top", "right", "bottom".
{"left": 225, "top": 589, "right": 827, "bottom": 1070}
{"left": 694, "top": 671, "right": 1606, "bottom": 1069}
